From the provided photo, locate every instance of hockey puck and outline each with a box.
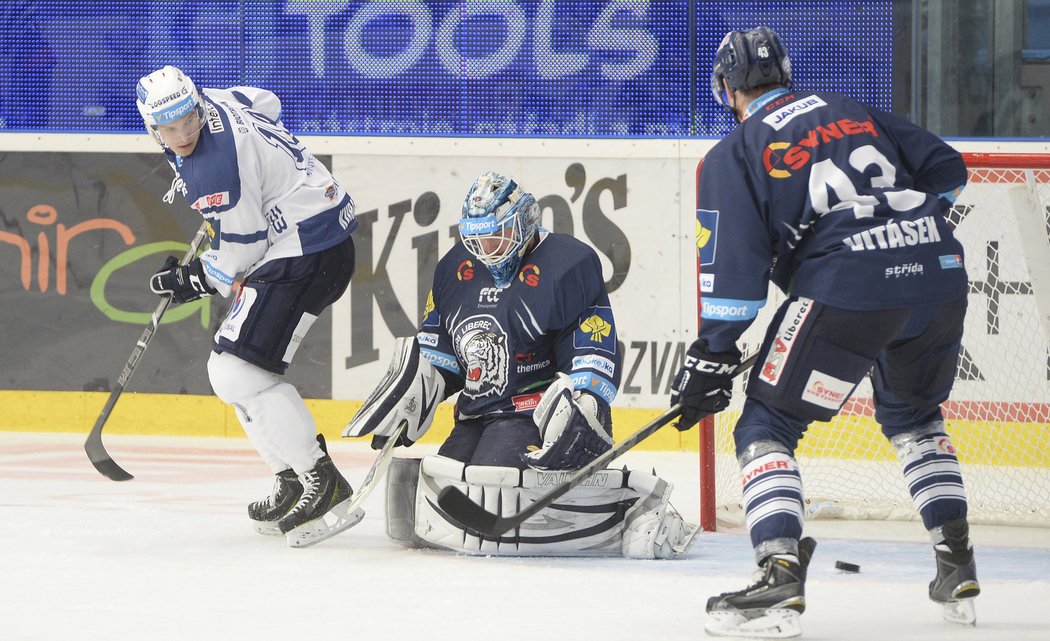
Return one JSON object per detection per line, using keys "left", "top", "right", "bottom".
{"left": 835, "top": 561, "right": 861, "bottom": 573}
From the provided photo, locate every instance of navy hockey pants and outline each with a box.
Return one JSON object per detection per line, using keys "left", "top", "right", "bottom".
{"left": 213, "top": 235, "right": 355, "bottom": 375}
{"left": 438, "top": 414, "right": 542, "bottom": 469}
{"left": 735, "top": 293, "right": 967, "bottom": 454}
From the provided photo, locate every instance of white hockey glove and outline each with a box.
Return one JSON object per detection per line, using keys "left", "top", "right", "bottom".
{"left": 522, "top": 373, "right": 613, "bottom": 471}
{"left": 343, "top": 336, "right": 446, "bottom": 449}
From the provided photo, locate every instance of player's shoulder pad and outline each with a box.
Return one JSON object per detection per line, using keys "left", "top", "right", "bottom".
{"left": 431, "top": 242, "right": 475, "bottom": 290}
{"left": 533, "top": 232, "right": 601, "bottom": 274}
{"left": 225, "top": 86, "right": 282, "bottom": 121}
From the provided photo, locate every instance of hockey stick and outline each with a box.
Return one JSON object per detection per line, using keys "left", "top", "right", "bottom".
{"left": 436, "top": 352, "right": 758, "bottom": 537}
{"left": 84, "top": 222, "right": 211, "bottom": 481}
{"left": 343, "top": 423, "right": 405, "bottom": 516}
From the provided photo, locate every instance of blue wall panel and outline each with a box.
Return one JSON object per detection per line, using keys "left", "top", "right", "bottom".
{"left": 0, "top": 1, "right": 892, "bottom": 137}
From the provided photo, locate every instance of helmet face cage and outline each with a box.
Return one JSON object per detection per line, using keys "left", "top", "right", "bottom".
{"left": 135, "top": 65, "right": 205, "bottom": 148}
{"left": 459, "top": 172, "right": 539, "bottom": 287}
{"left": 710, "top": 26, "right": 791, "bottom": 108}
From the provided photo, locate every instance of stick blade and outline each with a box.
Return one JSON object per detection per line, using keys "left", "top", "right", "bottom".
{"left": 84, "top": 434, "right": 134, "bottom": 481}
{"left": 436, "top": 486, "right": 508, "bottom": 536}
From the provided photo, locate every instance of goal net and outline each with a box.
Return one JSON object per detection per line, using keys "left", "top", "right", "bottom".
{"left": 698, "top": 152, "right": 1050, "bottom": 529}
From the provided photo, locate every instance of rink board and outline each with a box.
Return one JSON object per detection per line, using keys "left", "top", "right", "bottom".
{"left": 4, "top": 389, "right": 1046, "bottom": 463}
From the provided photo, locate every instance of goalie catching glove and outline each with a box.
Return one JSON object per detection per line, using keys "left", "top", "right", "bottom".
{"left": 343, "top": 336, "right": 446, "bottom": 449}
{"left": 522, "top": 373, "right": 613, "bottom": 470}
{"left": 149, "top": 255, "right": 217, "bottom": 304}
{"left": 670, "top": 338, "right": 741, "bottom": 430}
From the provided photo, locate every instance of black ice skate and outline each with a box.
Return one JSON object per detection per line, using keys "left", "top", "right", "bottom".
{"left": 248, "top": 468, "right": 302, "bottom": 535}
{"left": 277, "top": 454, "right": 364, "bottom": 548}
{"left": 247, "top": 434, "right": 329, "bottom": 535}
{"left": 929, "top": 518, "right": 980, "bottom": 625}
{"left": 705, "top": 537, "right": 817, "bottom": 639}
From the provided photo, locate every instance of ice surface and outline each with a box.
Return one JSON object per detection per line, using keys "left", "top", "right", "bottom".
{"left": 3, "top": 432, "right": 1048, "bottom": 641}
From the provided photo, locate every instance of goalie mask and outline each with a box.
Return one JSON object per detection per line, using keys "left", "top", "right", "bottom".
{"left": 459, "top": 172, "right": 540, "bottom": 288}
{"left": 710, "top": 26, "right": 791, "bottom": 110}
{"left": 135, "top": 65, "right": 205, "bottom": 154}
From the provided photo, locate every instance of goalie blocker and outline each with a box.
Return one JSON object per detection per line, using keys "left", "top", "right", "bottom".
{"left": 385, "top": 455, "right": 698, "bottom": 559}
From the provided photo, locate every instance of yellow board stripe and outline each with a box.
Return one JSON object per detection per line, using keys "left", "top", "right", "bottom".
{"left": 0, "top": 391, "right": 685, "bottom": 451}
{"left": 716, "top": 412, "right": 1050, "bottom": 467}
{"left": 5, "top": 390, "right": 1046, "bottom": 465}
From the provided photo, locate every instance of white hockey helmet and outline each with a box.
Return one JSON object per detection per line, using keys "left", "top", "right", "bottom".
{"left": 135, "top": 65, "right": 204, "bottom": 148}
{"left": 459, "top": 171, "right": 540, "bottom": 288}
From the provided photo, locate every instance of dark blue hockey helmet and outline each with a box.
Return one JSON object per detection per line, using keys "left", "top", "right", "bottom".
{"left": 710, "top": 26, "right": 791, "bottom": 109}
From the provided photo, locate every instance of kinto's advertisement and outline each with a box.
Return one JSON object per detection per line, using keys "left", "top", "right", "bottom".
{"left": 330, "top": 152, "right": 698, "bottom": 408}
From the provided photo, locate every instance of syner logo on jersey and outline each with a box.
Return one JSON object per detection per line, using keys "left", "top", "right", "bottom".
{"left": 762, "top": 96, "right": 827, "bottom": 131}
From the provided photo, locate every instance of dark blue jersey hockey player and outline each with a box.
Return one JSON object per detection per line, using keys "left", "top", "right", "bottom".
{"left": 344, "top": 174, "right": 698, "bottom": 558}
{"left": 668, "top": 27, "right": 979, "bottom": 637}
{"left": 349, "top": 171, "right": 622, "bottom": 472}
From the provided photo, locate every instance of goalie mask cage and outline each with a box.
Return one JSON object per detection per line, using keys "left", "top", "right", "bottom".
{"left": 696, "top": 151, "right": 1050, "bottom": 531}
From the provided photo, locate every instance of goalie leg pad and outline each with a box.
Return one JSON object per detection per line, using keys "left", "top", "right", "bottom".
{"left": 343, "top": 336, "right": 445, "bottom": 446}
{"left": 621, "top": 471, "right": 699, "bottom": 559}
{"left": 413, "top": 456, "right": 697, "bottom": 557}
{"left": 385, "top": 457, "right": 436, "bottom": 548}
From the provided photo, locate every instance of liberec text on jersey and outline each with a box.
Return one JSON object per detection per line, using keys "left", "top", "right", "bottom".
{"left": 841, "top": 214, "right": 942, "bottom": 252}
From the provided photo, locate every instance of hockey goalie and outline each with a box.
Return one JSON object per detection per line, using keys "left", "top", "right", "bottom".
{"left": 344, "top": 171, "right": 697, "bottom": 559}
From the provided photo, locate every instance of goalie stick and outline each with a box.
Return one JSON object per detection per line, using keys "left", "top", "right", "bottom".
{"left": 436, "top": 352, "right": 759, "bottom": 537}
{"left": 84, "top": 222, "right": 211, "bottom": 481}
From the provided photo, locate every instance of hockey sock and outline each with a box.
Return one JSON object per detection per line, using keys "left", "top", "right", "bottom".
{"left": 741, "top": 451, "right": 805, "bottom": 548}
{"left": 892, "top": 425, "right": 967, "bottom": 529}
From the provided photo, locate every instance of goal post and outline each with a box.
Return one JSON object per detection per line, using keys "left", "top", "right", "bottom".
{"left": 695, "top": 151, "right": 1050, "bottom": 531}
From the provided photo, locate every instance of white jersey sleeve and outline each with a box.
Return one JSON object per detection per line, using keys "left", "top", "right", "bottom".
{"left": 170, "top": 87, "right": 356, "bottom": 298}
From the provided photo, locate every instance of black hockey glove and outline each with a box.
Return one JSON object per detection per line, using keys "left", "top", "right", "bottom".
{"left": 149, "top": 255, "right": 217, "bottom": 304}
{"left": 670, "top": 338, "right": 741, "bottom": 430}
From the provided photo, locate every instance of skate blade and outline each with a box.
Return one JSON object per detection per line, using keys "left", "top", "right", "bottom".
{"left": 285, "top": 497, "right": 366, "bottom": 548}
{"left": 940, "top": 598, "right": 977, "bottom": 626}
{"left": 252, "top": 520, "right": 282, "bottom": 536}
{"left": 705, "top": 609, "right": 802, "bottom": 639}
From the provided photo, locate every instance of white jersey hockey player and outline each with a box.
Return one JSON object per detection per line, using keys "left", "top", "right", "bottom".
{"left": 136, "top": 65, "right": 361, "bottom": 547}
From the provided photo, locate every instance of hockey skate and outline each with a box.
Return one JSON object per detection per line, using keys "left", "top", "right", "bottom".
{"left": 929, "top": 519, "right": 980, "bottom": 625}
{"left": 248, "top": 468, "right": 303, "bottom": 535}
{"left": 248, "top": 434, "right": 329, "bottom": 535}
{"left": 705, "top": 537, "right": 817, "bottom": 639}
{"left": 277, "top": 454, "right": 365, "bottom": 548}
